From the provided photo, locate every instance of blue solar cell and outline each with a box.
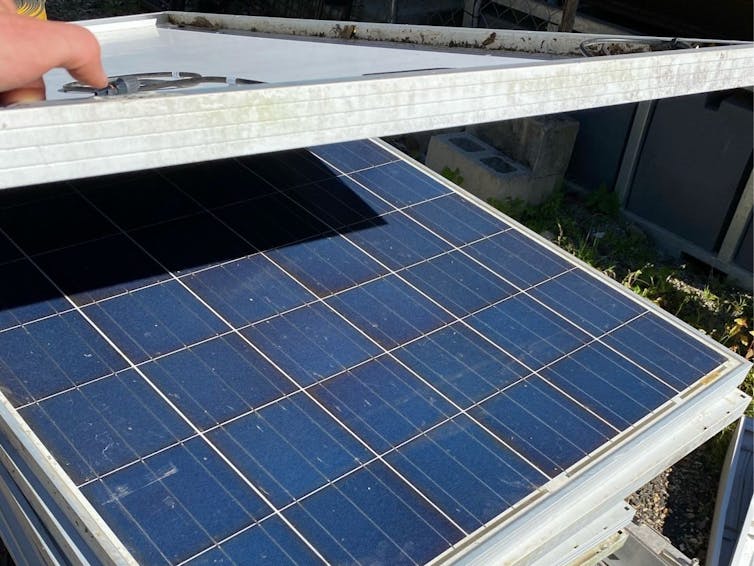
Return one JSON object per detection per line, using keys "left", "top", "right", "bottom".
{"left": 284, "top": 175, "right": 392, "bottom": 229}
{"left": 528, "top": 269, "right": 645, "bottom": 335}
{"left": 310, "top": 140, "right": 397, "bottom": 174}
{"left": 77, "top": 173, "right": 202, "bottom": 230}
{"left": 215, "top": 193, "right": 329, "bottom": 252}
{"left": 35, "top": 235, "right": 169, "bottom": 306}
{"left": 394, "top": 323, "right": 530, "bottom": 407}
{"left": 471, "top": 376, "right": 615, "bottom": 476}
{"left": 401, "top": 250, "right": 516, "bottom": 317}
{"left": 284, "top": 462, "right": 463, "bottom": 565}
{"left": 268, "top": 234, "right": 387, "bottom": 297}
{"left": 188, "top": 517, "right": 321, "bottom": 565}
{"left": 82, "top": 438, "right": 270, "bottom": 565}
{"left": 465, "top": 230, "right": 571, "bottom": 289}
{"left": 0, "top": 259, "right": 69, "bottom": 331}
{"left": 539, "top": 343, "right": 676, "bottom": 429}
{"left": 20, "top": 369, "right": 192, "bottom": 484}
{"left": 141, "top": 334, "right": 295, "bottom": 429}
{"left": 311, "top": 356, "right": 455, "bottom": 452}
{"left": 0, "top": 231, "right": 21, "bottom": 264}
{"left": 131, "top": 213, "right": 253, "bottom": 274}
{"left": 352, "top": 161, "right": 451, "bottom": 208}
{"left": 0, "top": 192, "right": 117, "bottom": 255}
{"left": 386, "top": 415, "right": 545, "bottom": 531}
{"left": 0, "top": 183, "right": 72, "bottom": 211}
{"left": 602, "top": 313, "right": 727, "bottom": 390}
{"left": 327, "top": 274, "right": 453, "bottom": 349}
{"left": 83, "top": 281, "right": 226, "bottom": 363}
{"left": 404, "top": 194, "right": 509, "bottom": 246}
{"left": 468, "top": 294, "right": 591, "bottom": 370}
{"left": 209, "top": 394, "right": 370, "bottom": 507}
{"left": 183, "top": 255, "right": 312, "bottom": 327}
{"left": 69, "top": 170, "right": 153, "bottom": 192}
{"left": 240, "top": 149, "right": 339, "bottom": 190}
{"left": 161, "top": 159, "right": 277, "bottom": 209}
{"left": 347, "top": 211, "right": 452, "bottom": 270}
{"left": 243, "top": 302, "right": 380, "bottom": 386}
{"left": 0, "top": 312, "right": 126, "bottom": 406}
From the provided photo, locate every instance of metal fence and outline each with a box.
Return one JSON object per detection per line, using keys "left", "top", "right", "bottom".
{"left": 466, "top": 0, "right": 569, "bottom": 32}
{"left": 150, "top": 0, "right": 584, "bottom": 31}
{"left": 350, "top": 0, "right": 464, "bottom": 26}
{"left": 346, "top": 0, "right": 577, "bottom": 29}
{"left": 149, "top": 1, "right": 354, "bottom": 21}
{"left": 335, "top": 0, "right": 581, "bottom": 30}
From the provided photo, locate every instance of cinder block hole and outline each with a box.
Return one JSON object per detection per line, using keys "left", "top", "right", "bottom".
{"left": 450, "top": 137, "right": 484, "bottom": 152}
{"left": 481, "top": 156, "right": 516, "bottom": 174}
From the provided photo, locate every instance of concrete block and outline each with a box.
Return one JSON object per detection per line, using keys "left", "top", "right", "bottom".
{"left": 393, "top": 126, "right": 465, "bottom": 160}
{"left": 426, "top": 132, "right": 550, "bottom": 204}
{"left": 468, "top": 114, "right": 579, "bottom": 178}
{"left": 527, "top": 174, "right": 564, "bottom": 200}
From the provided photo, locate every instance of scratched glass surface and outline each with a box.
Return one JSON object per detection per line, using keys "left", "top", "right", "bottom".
{"left": 0, "top": 140, "right": 727, "bottom": 565}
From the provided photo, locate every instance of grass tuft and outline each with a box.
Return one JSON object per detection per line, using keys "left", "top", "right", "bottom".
{"left": 440, "top": 167, "right": 465, "bottom": 187}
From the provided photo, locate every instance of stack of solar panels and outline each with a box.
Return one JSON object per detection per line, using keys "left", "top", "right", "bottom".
{"left": 0, "top": 140, "right": 749, "bottom": 565}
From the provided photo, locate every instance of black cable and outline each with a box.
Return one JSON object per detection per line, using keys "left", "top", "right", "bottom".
{"left": 61, "top": 72, "right": 263, "bottom": 96}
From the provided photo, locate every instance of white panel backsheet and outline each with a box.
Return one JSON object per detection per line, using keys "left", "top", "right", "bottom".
{"left": 43, "top": 22, "right": 542, "bottom": 100}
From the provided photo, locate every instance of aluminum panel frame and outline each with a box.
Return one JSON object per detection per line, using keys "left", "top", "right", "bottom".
{"left": 0, "top": 13, "right": 752, "bottom": 189}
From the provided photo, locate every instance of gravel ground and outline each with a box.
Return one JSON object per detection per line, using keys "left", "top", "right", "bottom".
{"left": 629, "top": 451, "right": 722, "bottom": 562}
{"left": 22, "top": 3, "right": 735, "bottom": 565}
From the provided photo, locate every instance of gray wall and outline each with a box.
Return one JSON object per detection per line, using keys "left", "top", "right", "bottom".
{"left": 626, "top": 90, "right": 753, "bottom": 253}
{"left": 566, "top": 103, "right": 637, "bottom": 192}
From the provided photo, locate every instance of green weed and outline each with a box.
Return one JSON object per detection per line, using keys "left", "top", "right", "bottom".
{"left": 585, "top": 184, "right": 620, "bottom": 218}
{"left": 441, "top": 167, "right": 465, "bottom": 187}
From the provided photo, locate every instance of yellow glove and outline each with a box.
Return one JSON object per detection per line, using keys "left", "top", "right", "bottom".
{"left": 15, "top": 0, "right": 46, "bottom": 19}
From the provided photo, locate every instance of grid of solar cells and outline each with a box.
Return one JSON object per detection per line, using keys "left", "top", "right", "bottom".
{"left": 0, "top": 139, "right": 729, "bottom": 565}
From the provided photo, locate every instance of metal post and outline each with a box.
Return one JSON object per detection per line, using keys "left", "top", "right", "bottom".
{"left": 718, "top": 168, "right": 753, "bottom": 263}
{"left": 389, "top": 0, "right": 398, "bottom": 23}
{"left": 558, "top": 0, "right": 580, "bottom": 32}
{"left": 614, "top": 101, "right": 654, "bottom": 207}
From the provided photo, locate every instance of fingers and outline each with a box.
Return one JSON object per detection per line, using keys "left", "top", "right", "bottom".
{"left": 0, "top": 77, "right": 44, "bottom": 106}
{"left": 0, "top": 14, "right": 108, "bottom": 102}
{"left": 0, "top": 0, "right": 15, "bottom": 13}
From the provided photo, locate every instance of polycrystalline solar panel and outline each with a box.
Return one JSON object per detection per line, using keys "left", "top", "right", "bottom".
{"left": 0, "top": 139, "right": 739, "bottom": 565}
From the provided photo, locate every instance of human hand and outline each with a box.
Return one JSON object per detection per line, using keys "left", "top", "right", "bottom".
{"left": 0, "top": 0, "right": 108, "bottom": 105}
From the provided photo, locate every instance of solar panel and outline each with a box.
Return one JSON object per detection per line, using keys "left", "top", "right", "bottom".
{"left": 0, "top": 139, "right": 748, "bottom": 565}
